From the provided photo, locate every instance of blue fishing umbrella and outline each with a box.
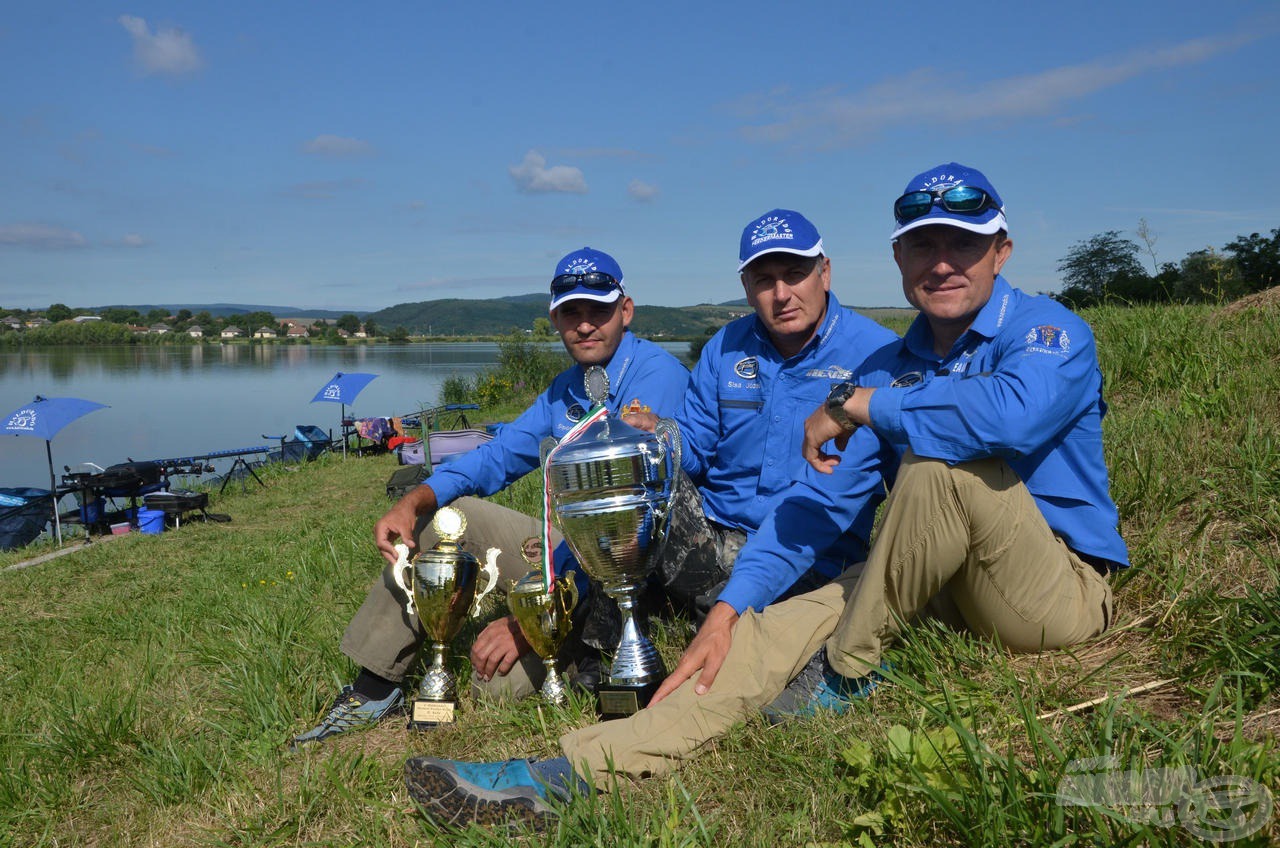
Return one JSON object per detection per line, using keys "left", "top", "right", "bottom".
{"left": 3, "top": 395, "right": 109, "bottom": 545}
{"left": 311, "top": 372, "right": 378, "bottom": 457}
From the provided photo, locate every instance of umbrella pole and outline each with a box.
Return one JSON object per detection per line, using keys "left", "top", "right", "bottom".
{"left": 341, "top": 403, "right": 348, "bottom": 458}
{"left": 46, "top": 440, "right": 62, "bottom": 546}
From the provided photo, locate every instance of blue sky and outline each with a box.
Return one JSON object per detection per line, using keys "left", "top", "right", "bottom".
{"left": 2, "top": 2, "right": 1278, "bottom": 312}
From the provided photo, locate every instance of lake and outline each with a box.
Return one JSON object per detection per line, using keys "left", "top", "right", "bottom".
{"left": 1, "top": 341, "right": 690, "bottom": 494}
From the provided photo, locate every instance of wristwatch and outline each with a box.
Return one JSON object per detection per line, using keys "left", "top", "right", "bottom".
{"left": 825, "top": 381, "right": 858, "bottom": 433}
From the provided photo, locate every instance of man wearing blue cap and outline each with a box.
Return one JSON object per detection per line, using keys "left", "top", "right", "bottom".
{"left": 399, "top": 166, "right": 1127, "bottom": 831}
{"left": 291, "top": 247, "right": 691, "bottom": 747}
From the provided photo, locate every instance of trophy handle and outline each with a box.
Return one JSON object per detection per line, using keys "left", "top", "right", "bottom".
{"left": 472, "top": 547, "right": 501, "bottom": 616}
{"left": 651, "top": 418, "right": 683, "bottom": 523}
{"left": 392, "top": 542, "right": 416, "bottom": 618}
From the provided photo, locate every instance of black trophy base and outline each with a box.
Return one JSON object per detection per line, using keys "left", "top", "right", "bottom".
{"left": 597, "top": 679, "right": 662, "bottom": 720}
{"left": 407, "top": 697, "right": 457, "bottom": 730}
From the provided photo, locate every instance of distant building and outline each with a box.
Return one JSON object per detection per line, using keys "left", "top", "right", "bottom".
{"left": 25, "top": 317, "right": 50, "bottom": 329}
{"left": 285, "top": 324, "right": 308, "bottom": 338}
{"left": 187, "top": 325, "right": 204, "bottom": 338}
{"left": 253, "top": 326, "right": 277, "bottom": 339}
{"left": 150, "top": 323, "right": 171, "bottom": 334}
{"left": 336, "top": 329, "right": 350, "bottom": 338}
{"left": 221, "top": 325, "right": 243, "bottom": 339}
{"left": 72, "top": 315, "right": 102, "bottom": 323}
{"left": 3, "top": 318, "right": 23, "bottom": 331}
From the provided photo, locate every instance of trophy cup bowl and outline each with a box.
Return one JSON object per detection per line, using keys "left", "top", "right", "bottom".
{"left": 508, "top": 566, "right": 580, "bottom": 705}
{"left": 546, "top": 412, "right": 680, "bottom": 718}
{"left": 391, "top": 506, "right": 497, "bottom": 729}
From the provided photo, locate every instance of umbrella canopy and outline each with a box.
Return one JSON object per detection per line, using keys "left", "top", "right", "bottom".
{"left": 3, "top": 395, "right": 109, "bottom": 545}
{"left": 311, "top": 372, "right": 378, "bottom": 405}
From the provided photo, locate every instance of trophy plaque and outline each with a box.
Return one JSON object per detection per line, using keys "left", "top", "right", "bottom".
{"left": 391, "top": 506, "right": 498, "bottom": 729}
{"left": 508, "top": 537, "right": 580, "bottom": 705}
{"left": 545, "top": 366, "right": 681, "bottom": 718}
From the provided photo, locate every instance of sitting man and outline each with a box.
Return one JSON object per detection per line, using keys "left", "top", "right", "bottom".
{"left": 291, "top": 247, "right": 691, "bottom": 746}
{"left": 402, "top": 163, "right": 1129, "bottom": 830}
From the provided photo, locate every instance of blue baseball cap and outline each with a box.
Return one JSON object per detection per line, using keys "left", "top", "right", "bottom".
{"left": 738, "top": 208, "right": 825, "bottom": 271}
{"left": 890, "top": 162, "right": 1008, "bottom": 240}
{"left": 549, "top": 247, "right": 626, "bottom": 312}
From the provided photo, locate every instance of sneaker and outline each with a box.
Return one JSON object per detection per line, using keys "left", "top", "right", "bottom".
{"left": 290, "top": 685, "right": 404, "bottom": 749}
{"left": 404, "top": 756, "right": 581, "bottom": 831}
{"left": 761, "top": 647, "right": 880, "bottom": 723}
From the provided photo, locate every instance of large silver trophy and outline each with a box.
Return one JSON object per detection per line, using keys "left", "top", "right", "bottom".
{"left": 391, "top": 506, "right": 498, "bottom": 728}
{"left": 545, "top": 366, "right": 680, "bottom": 718}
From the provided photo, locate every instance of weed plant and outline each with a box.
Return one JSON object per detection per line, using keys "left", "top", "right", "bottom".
{"left": 0, "top": 303, "right": 1277, "bottom": 846}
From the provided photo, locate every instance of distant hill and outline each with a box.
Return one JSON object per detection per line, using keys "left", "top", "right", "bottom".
{"left": 90, "top": 303, "right": 366, "bottom": 320}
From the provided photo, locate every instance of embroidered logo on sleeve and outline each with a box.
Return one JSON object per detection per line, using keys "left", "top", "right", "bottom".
{"left": 1025, "top": 325, "right": 1070, "bottom": 355}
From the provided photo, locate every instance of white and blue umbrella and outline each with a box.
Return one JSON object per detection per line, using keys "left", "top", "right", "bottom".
{"left": 310, "top": 372, "right": 377, "bottom": 457}
{"left": 3, "top": 395, "right": 109, "bottom": 544}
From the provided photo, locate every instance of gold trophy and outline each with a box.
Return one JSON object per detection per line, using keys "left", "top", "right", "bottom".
{"left": 507, "top": 537, "right": 580, "bottom": 705}
{"left": 391, "top": 506, "right": 498, "bottom": 728}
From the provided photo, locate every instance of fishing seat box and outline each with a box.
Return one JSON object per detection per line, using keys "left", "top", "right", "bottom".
{"left": 386, "top": 465, "right": 428, "bottom": 500}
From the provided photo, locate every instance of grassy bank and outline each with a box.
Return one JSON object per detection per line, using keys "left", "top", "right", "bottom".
{"left": 1, "top": 302, "right": 1277, "bottom": 847}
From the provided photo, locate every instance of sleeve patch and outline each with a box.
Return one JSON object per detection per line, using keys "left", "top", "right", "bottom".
{"left": 1025, "top": 325, "right": 1070, "bottom": 353}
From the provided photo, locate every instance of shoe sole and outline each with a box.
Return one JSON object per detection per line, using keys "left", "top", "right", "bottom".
{"left": 404, "top": 758, "right": 554, "bottom": 833}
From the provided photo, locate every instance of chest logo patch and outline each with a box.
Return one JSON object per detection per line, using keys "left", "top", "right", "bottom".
{"left": 804, "top": 364, "right": 852, "bottom": 380}
{"left": 733, "top": 357, "right": 759, "bottom": 379}
{"left": 565, "top": 403, "right": 585, "bottom": 422}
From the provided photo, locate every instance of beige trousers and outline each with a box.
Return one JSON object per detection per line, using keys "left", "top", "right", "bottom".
{"left": 561, "top": 453, "right": 1113, "bottom": 782}
{"left": 340, "top": 496, "right": 556, "bottom": 682}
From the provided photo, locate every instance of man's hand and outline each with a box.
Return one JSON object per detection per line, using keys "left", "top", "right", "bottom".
{"left": 802, "top": 387, "right": 874, "bottom": 474}
{"left": 649, "top": 602, "right": 739, "bottom": 705}
{"left": 620, "top": 409, "right": 659, "bottom": 433}
{"left": 373, "top": 485, "right": 438, "bottom": 564}
{"left": 469, "top": 615, "right": 531, "bottom": 682}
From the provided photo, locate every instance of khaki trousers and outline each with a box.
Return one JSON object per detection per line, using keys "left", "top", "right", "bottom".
{"left": 560, "top": 453, "right": 1113, "bottom": 782}
{"left": 340, "top": 496, "right": 557, "bottom": 683}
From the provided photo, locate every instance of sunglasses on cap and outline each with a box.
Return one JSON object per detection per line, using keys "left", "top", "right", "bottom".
{"left": 893, "top": 185, "right": 1000, "bottom": 225}
{"left": 550, "top": 272, "right": 621, "bottom": 294}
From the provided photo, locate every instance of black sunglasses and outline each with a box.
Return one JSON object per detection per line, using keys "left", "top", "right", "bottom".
{"left": 550, "top": 272, "right": 620, "bottom": 293}
{"left": 894, "top": 186, "right": 1000, "bottom": 225}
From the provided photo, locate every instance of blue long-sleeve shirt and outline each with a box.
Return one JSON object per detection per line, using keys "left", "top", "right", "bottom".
{"left": 681, "top": 292, "right": 901, "bottom": 613}
{"left": 424, "top": 331, "right": 691, "bottom": 580}
{"left": 862, "top": 276, "right": 1129, "bottom": 568}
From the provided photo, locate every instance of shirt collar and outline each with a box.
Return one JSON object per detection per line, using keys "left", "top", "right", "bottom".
{"left": 901, "top": 275, "right": 1015, "bottom": 361}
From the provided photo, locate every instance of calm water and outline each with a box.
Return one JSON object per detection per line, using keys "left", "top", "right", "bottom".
{"left": 0, "top": 342, "right": 690, "bottom": 495}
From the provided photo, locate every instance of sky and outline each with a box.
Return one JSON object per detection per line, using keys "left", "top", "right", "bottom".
{"left": 2, "top": 2, "right": 1278, "bottom": 312}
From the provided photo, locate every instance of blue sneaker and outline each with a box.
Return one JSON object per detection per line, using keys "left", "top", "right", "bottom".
{"left": 761, "top": 647, "right": 880, "bottom": 723}
{"left": 404, "top": 756, "right": 584, "bottom": 831}
{"left": 290, "top": 685, "right": 404, "bottom": 749}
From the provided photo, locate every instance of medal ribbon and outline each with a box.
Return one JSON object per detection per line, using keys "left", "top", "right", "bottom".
{"left": 541, "top": 404, "right": 609, "bottom": 590}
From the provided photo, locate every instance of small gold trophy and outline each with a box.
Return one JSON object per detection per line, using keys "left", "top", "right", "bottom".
{"left": 391, "top": 506, "right": 497, "bottom": 729}
{"left": 508, "top": 537, "right": 580, "bottom": 705}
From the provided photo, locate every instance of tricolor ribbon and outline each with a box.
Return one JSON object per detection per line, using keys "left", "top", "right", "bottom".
{"left": 541, "top": 403, "right": 609, "bottom": 590}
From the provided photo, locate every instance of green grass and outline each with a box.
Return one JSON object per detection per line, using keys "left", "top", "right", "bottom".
{"left": 2, "top": 302, "right": 1278, "bottom": 846}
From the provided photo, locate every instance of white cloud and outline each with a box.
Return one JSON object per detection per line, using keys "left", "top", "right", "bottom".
{"left": 302, "top": 134, "right": 374, "bottom": 157}
{"left": 118, "top": 233, "right": 147, "bottom": 248}
{"left": 739, "top": 31, "right": 1260, "bottom": 147}
{"left": 118, "top": 15, "right": 204, "bottom": 77}
{"left": 508, "top": 150, "right": 587, "bottom": 194}
{"left": 628, "top": 179, "right": 659, "bottom": 202}
{"left": 0, "top": 223, "right": 87, "bottom": 249}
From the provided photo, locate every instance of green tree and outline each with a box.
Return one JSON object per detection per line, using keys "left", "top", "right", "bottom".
{"left": 363, "top": 319, "right": 378, "bottom": 337}
{"left": 531, "top": 317, "right": 552, "bottom": 338}
{"left": 336, "top": 313, "right": 361, "bottom": 334}
{"left": 1172, "top": 248, "right": 1241, "bottom": 303}
{"left": 46, "top": 303, "right": 73, "bottom": 323}
{"left": 1054, "top": 230, "right": 1149, "bottom": 307}
{"left": 388, "top": 325, "right": 411, "bottom": 343}
{"left": 1224, "top": 228, "right": 1280, "bottom": 295}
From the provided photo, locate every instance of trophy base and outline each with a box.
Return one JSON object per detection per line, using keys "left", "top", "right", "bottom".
{"left": 597, "top": 679, "right": 662, "bottom": 720}
{"left": 407, "top": 698, "right": 457, "bottom": 730}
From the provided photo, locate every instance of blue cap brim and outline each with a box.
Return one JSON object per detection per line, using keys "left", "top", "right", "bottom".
{"left": 549, "top": 286, "right": 623, "bottom": 312}
{"left": 891, "top": 208, "right": 1007, "bottom": 241}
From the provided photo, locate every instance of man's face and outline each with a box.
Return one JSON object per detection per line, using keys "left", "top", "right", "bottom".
{"left": 551, "top": 296, "right": 634, "bottom": 367}
{"left": 893, "top": 226, "right": 1012, "bottom": 334}
{"left": 740, "top": 254, "right": 831, "bottom": 357}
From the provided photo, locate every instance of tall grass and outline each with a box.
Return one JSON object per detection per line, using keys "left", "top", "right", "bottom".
{"left": 0, "top": 303, "right": 1277, "bottom": 846}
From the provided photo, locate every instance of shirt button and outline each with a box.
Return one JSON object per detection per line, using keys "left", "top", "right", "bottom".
{"left": 767, "top": 458, "right": 775, "bottom": 466}
{"left": 773, "top": 415, "right": 781, "bottom": 423}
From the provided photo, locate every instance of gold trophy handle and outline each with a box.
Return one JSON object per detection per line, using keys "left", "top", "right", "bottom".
{"left": 392, "top": 542, "right": 416, "bottom": 619}
{"left": 471, "top": 547, "right": 501, "bottom": 616}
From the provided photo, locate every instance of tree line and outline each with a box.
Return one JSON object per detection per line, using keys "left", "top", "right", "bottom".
{"left": 1053, "top": 224, "right": 1278, "bottom": 308}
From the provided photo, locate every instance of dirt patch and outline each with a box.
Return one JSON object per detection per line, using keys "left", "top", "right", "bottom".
{"left": 1217, "top": 284, "right": 1280, "bottom": 318}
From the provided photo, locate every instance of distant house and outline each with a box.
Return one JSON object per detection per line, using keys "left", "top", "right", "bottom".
{"left": 221, "top": 325, "right": 243, "bottom": 339}
{"left": 253, "top": 326, "right": 277, "bottom": 339}
{"left": 25, "top": 317, "right": 50, "bottom": 329}
{"left": 187, "top": 325, "right": 204, "bottom": 338}
{"left": 72, "top": 315, "right": 102, "bottom": 323}
{"left": 354, "top": 327, "right": 368, "bottom": 338}
{"left": 150, "top": 323, "right": 171, "bottom": 335}
{"left": 285, "top": 324, "right": 308, "bottom": 338}
{"left": 336, "top": 329, "right": 350, "bottom": 339}
{"left": 3, "top": 318, "right": 23, "bottom": 331}
{"left": 127, "top": 324, "right": 149, "bottom": 334}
